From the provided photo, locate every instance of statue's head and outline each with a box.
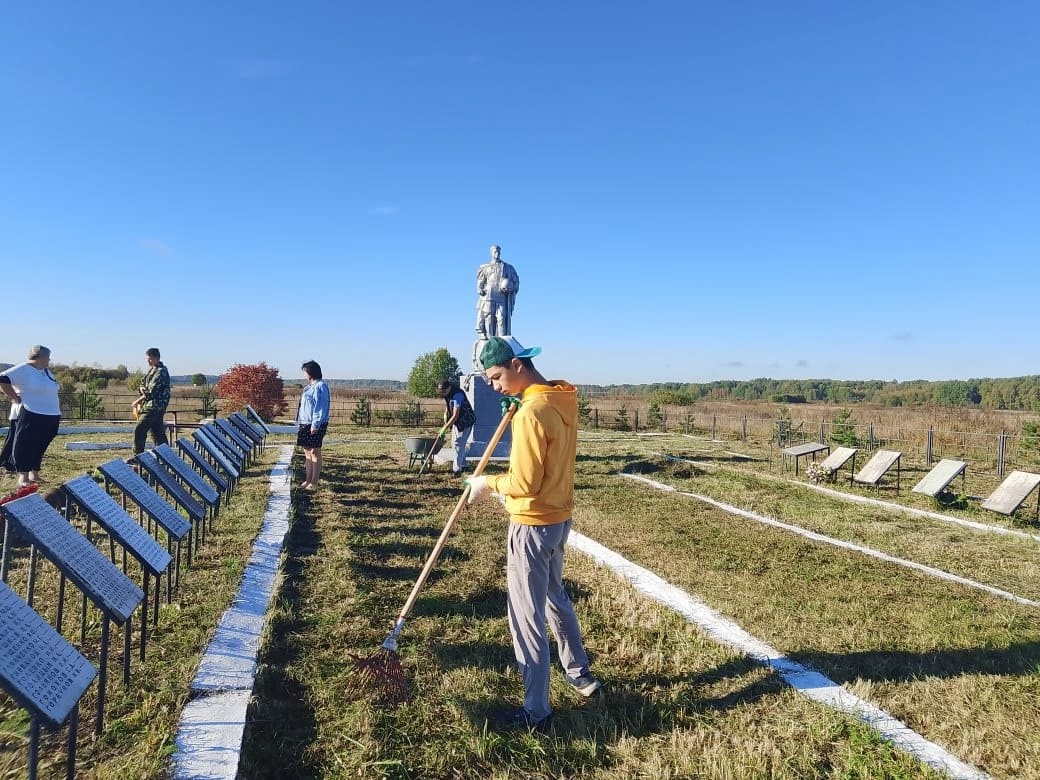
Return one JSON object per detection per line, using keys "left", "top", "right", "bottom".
{"left": 489, "top": 245, "right": 501, "bottom": 261}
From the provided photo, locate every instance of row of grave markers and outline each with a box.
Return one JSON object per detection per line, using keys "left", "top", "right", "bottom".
{"left": 0, "top": 407, "right": 269, "bottom": 780}
{"left": 784, "top": 442, "right": 1040, "bottom": 518}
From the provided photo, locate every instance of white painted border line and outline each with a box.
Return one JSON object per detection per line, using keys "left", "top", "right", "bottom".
{"left": 171, "top": 444, "right": 294, "bottom": 780}
{"left": 622, "top": 472, "right": 1040, "bottom": 609}
{"left": 567, "top": 530, "right": 992, "bottom": 780}
{"left": 652, "top": 452, "right": 1040, "bottom": 544}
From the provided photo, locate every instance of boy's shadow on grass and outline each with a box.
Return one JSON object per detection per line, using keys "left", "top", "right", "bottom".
{"left": 452, "top": 653, "right": 780, "bottom": 743}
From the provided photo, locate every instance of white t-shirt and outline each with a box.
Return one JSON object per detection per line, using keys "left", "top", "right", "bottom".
{"left": 0, "top": 363, "right": 61, "bottom": 416}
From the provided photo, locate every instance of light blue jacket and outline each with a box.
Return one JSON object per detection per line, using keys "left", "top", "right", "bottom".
{"left": 297, "top": 379, "right": 330, "bottom": 428}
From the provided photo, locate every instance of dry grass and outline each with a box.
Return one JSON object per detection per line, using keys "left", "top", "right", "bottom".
{"left": 239, "top": 433, "right": 1037, "bottom": 778}
{"left": 3, "top": 424, "right": 1037, "bottom": 778}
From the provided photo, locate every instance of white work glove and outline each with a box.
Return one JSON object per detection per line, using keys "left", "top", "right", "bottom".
{"left": 465, "top": 475, "right": 491, "bottom": 504}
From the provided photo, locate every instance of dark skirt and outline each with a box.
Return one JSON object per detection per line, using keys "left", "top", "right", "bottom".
{"left": 297, "top": 423, "right": 328, "bottom": 449}
{"left": 11, "top": 409, "right": 60, "bottom": 472}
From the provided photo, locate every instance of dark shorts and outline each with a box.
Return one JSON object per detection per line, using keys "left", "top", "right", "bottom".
{"left": 297, "top": 423, "right": 328, "bottom": 449}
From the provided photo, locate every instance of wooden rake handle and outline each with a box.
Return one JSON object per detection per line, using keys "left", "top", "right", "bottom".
{"left": 393, "top": 400, "right": 518, "bottom": 624}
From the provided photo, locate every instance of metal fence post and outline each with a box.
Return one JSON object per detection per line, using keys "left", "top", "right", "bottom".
{"left": 926, "top": 426, "right": 934, "bottom": 465}
{"left": 867, "top": 421, "right": 874, "bottom": 451}
{"left": 742, "top": 415, "right": 747, "bottom": 441}
{"left": 997, "top": 431, "right": 1006, "bottom": 477}
{"left": 818, "top": 422, "right": 825, "bottom": 444}
{"left": 712, "top": 415, "right": 717, "bottom": 441}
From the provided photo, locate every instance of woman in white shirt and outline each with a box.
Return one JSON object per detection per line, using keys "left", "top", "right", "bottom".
{"left": 0, "top": 345, "right": 61, "bottom": 487}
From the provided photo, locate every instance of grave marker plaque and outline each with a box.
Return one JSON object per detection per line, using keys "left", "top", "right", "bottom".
{"left": 199, "top": 424, "right": 243, "bottom": 466}
{"left": 62, "top": 476, "right": 172, "bottom": 577}
{"left": 194, "top": 429, "right": 241, "bottom": 478}
{"left": 98, "top": 460, "right": 191, "bottom": 540}
{"left": 2, "top": 495, "right": 144, "bottom": 623}
{"left": 214, "top": 418, "right": 252, "bottom": 459}
{"left": 0, "top": 581, "right": 97, "bottom": 727}
{"left": 177, "top": 438, "right": 229, "bottom": 494}
{"left": 245, "top": 405, "right": 271, "bottom": 434}
{"left": 137, "top": 452, "right": 205, "bottom": 524}
{"left": 154, "top": 444, "right": 220, "bottom": 506}
{"left": 229, "top": 412, "right": 264, "bottom": 443}
{"left": 981, "top": 471, "right": 1040, "bottom": 515}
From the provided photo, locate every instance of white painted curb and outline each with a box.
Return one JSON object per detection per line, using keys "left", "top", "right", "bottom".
{"left": 568, "top": 528, "right": 992, "bottom": 780}
{"left": 171, "top": 445, "right": 293, "bottom": 779}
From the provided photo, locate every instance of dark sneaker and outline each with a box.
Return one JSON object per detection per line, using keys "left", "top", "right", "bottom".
{"left": 494, "top": 707, "right": 553, "bottom": 735}
{"left": 565, "top": 669, "right": 601, "bottom": 697}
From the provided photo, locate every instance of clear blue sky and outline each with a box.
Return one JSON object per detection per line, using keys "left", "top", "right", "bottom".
{"left": 2, "top": 3, "right": 1037, "bottom": 385}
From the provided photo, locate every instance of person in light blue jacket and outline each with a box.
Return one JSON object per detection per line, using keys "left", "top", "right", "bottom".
{"left": 296, "top": 360, "right": 331, "bottom": 491}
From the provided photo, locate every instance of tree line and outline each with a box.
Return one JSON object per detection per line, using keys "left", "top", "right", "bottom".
{"left": 576, "top": 376, "right": 1040, "bottom": 411}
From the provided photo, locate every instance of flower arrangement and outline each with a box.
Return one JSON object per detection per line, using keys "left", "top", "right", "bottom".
{"left": 804, "top": 462, "right": 833, "bottom": 484}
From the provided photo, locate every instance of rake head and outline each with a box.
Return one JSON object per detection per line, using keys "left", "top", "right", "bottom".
{"left": 348, "top": 647, "right": 410, "bottom": 706}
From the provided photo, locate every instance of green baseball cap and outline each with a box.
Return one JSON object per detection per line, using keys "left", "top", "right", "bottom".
{"left": 479, "top": 336, "right": 542, "bottom": 369}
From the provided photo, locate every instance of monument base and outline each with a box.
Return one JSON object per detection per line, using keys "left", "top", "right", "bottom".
{"left": 463, "top": 371, "right": 512, "bottom": 461}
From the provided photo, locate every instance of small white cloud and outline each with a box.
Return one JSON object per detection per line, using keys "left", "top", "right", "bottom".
{"left": 233, "top": 59, "right": 291, "bottom": 79}
{"left": 138, "top": 239, "right": 176, "bottom": 257}
{"left": 370, "top": 205, "right": 399, "bottom": 216}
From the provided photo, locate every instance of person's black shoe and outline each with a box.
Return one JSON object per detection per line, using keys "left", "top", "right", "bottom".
{"left": 493, "top": 707, "right": 553, "bottom": 735}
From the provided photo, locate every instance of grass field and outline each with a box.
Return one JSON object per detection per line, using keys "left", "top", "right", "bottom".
{"left": 1, "top": 424, "right": 1038, "bottom": 778}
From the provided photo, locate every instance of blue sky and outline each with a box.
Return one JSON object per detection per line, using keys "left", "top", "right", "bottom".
{"left": 2, "top": 2, "right": 1037, "bottom": 384}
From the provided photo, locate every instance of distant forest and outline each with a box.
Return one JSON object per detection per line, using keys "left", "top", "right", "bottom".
{"left": 6, "top": 361, "right": 1039, "bottom": 410}
{"left": 576, "top": 376, "right": 1040, "bottom": 411}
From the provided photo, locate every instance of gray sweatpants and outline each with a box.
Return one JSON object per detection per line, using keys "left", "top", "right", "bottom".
{"left": 506, "top": 518, "right": 591, "bottom": 721}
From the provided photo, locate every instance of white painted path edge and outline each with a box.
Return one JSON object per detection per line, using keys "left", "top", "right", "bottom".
{"left": 568, "top": 526, "right": 992, "bottom": 780}
{"left": 622, "top": 473, "right": 1039, "bottom": 609}
{"left": 170, "top": 444, "right": 293, "bottom": 780}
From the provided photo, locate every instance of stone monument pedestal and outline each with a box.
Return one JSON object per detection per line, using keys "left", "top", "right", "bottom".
{"left": 462, "top": 371, "right": 512, "bottom": 461}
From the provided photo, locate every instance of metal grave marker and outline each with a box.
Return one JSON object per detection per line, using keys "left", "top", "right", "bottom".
{"left": 214, "top": 418, "right": 253, "bottom": 460}
{"left": 0, "top": 580, "right": 97, "bottom": 727}
{"left": 245, "top": 404, "right": 272, "bottom": 434}
{"left": 911, "top": 459, "right": 968, "bottom": 498}
{"left": 852, "top": 449, "right": 902, "bottom": 488}
{"left": 62, "top": 476, "right": 172, "bottom": 577}
{"left": 2, "top": 494, "right": 144, "bottom": 623}
{"left": 177, "top": 437, "right": 229, "bottom": 495}
{"left": 229, "top": 412, "right": 264, "bottom": 446}
{"left": 194, "top": 428, "right": 241, "bottom": 478}
{"left": 154, "top": 444, "right": 221, "bottom": 507}
{"left": 137, "top": 451, "right": 205, "bottom": 526}
{"left": 981, "top": 470, "right": 1040, "bottom": 516}
{"left": 98, "top": 459, "right": 191, "bottom": 541}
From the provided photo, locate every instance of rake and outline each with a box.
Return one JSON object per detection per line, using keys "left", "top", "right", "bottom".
{"left": 350, "top": 397, "right": 519, "bottom": 705}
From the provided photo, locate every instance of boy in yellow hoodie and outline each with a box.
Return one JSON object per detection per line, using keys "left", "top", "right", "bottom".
{"left": 467, "top": 336, "right": 600, "bottom": 733}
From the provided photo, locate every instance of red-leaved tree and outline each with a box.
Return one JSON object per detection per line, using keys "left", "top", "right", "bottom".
{"left": 215, "top": 362, "right": 287, "bottom": 421}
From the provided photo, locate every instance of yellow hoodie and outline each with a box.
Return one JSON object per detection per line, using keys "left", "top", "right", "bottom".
{"left": 486, "top": 380, "right": 578, "bottom": 526}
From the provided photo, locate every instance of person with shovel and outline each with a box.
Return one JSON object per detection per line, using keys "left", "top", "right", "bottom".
{"left": 437, "top": 379, "right": 476, "bottom": 477}
{"left": 466, "top": 335, "right": 601, "bottom": 734}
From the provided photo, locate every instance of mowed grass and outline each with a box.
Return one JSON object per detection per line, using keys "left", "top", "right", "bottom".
{"left": 240, "top": 431, "right": 1037, "bottom": 778}
{"left": 3, "top": 427, "right": 1036, "bottom": 777}
{"left": 0, "top": 436, "right": 281, "bottom": 780}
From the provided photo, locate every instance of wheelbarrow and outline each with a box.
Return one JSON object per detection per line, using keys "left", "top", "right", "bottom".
{"left": 404, "top": 437, "right": 438, "bottom": 469}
